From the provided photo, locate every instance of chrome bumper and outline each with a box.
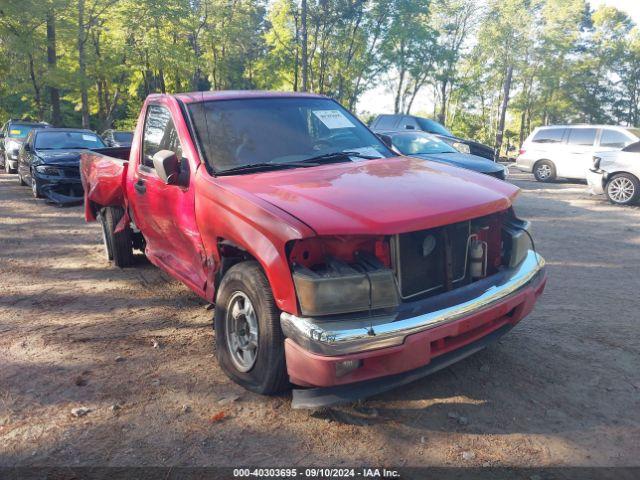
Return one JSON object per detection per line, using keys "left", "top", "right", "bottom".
{"left": 281, "top": 250, "right": 545, "bottom": 356}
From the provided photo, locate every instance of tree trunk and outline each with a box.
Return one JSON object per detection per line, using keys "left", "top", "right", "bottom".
{"left": 301, "top": 0, "right": 308, "bottom": 92}
{"left": 438, "top": 79, "right": 448, "bottom": 124}
{"left": 494, "top": 64, "right": 513, "bottom": 161}
{"left": 78, "top": 0, "right": 90, "bottom": 128}
{"left": 27, "top": 53, "right": 43, "bottom": 120}
{"left": 47, "top": 10, "right": 61, "bottom": 126}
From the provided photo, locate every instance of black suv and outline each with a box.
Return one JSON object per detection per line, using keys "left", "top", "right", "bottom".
{"left": 370, "top": 114, "right": 495, "bottom": 161}
{"left": 0, "top": 120, "right": 50, "bottom": 173}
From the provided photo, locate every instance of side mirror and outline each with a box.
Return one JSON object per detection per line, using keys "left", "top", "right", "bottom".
{"left": 377, "top": 133, "right": 394, "bottom": 149}
{"left": 152, "top": 150, "right": 180, "bottom": 185}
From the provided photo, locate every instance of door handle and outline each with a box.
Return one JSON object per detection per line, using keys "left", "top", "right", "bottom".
{"left": 134, "top": 179, "right": 146, "bottom": 194}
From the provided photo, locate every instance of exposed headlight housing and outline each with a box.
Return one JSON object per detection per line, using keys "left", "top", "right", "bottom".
{"left": 502, "top": 214, "right": 532, "bottom": 268}
{"left": 289, "top": 236, "right": 400, "bottom": 316}
{"left": 592, "top": 156, "right": 602, "bottom": 170}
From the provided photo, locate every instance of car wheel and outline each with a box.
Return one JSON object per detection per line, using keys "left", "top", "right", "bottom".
{"left": 103, "top": 206, "right": 133, "bottom": 267}
{"left": 98, "top": 210, "right": 114, "bottom": 261}
{"left": 31, "top": 174, "right": 42, "bottom": 198}
{"left": 605, "top": 173, "right": 640, "bottom": 206}
{"left": 18, "top": 170, "right": 26, "bottom": 186}
{"left": 214, "top": 261, "right": 288, "bottom": 395}
{"left": 533, "top": 160, "right": 556, "bottom": 182}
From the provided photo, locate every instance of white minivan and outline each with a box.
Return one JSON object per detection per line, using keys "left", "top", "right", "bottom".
{"left": 516, "top": 125, "right": 640, "bottom": 182}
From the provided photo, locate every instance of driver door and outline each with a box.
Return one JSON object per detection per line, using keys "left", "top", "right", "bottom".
{"left": 129, "top": 101, "right": 208, "bottom": 294}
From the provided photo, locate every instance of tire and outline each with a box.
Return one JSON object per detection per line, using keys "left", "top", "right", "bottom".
{"left": 18, "top": 171, "right": 26, "bottom": 186}
{"left": 103, "top": 206, "right": 133, "bottom": 267}
{"left": 31, "top": 174, "right": 42, "bottom": 198}
{"left": 98, "top": 210, "right": 114, "bottom": 261}
{"left": 605, "top": 173, "right": 640, "bottom": 206}
{"left": 214, "top": 261, "right": 288, "bottom": 395}
{"left": 533, "top": 160, "right": 556, "bottom": 182}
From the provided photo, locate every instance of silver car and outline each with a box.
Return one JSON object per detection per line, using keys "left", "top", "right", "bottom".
{"left": 516, "top": 125, "right": 640, "bottom": 182}
{"left": 586, "top": 141, "right": 640, "bottom": 205}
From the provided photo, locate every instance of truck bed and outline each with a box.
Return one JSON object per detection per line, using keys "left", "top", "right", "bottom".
{"left": 80, "top": 147, "right": 130, "bottom": 221}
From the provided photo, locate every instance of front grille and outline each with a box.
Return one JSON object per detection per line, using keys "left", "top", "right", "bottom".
{"left": 61, "top": 166, "right": 80, "bottom": 178}
{"left": 393, "top": 221, "right": 471, "bottom": 299}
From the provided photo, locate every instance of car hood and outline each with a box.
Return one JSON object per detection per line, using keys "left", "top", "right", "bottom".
{"left": 220, "top": 156, "right": 518, "bottom": 236}
{"left": 412, "top": 152, "right": 504, "bottom": 173}
{"left": 35, "top": 149, "right": 83, "bottom": 166}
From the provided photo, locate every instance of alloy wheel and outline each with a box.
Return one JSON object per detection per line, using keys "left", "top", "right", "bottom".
{"left": 608, "top": 177, "right": 635, "bottom": 204}
{"left": 536, "top": 164, "right": 552, "bottom": 180}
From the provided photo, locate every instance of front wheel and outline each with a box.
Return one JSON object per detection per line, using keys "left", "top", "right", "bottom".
{"left": 214, "top": 261, "right": 288, "bottom": 394}
{"left": 605, "top": 173, "right": 640, "bottom": 206}
{"left": 31, "top": 175, "right": 42, "bottom": 198}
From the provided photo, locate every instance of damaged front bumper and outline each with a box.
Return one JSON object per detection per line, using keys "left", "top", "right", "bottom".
{"left": 36, "top": 173, "right": 84, "bottom": 205}
{"left": 280, "top": 250, "right": 547, "bottom": 407}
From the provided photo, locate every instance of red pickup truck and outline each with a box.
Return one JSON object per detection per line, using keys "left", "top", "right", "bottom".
{"left": 80, "top": 91, "right": 546, "bottom": 408}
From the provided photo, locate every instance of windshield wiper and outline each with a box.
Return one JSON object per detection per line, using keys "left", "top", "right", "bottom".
{"left": 299, "top": 150, "right": 380, "bottom": 164}
{"left": 217, "top": 161, "right": 319, "bottom": 175}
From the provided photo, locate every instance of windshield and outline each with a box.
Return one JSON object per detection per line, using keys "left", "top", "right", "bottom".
{"left": 187, "top": 97, "right": 392, "bottom": 173}
{"left": 391, "top": 132, "right": 458, "bottom": 155}
{"left": 416, "top": 118, "right": 453, "bottom": 137}
{"left": 8, "top": 124, "right": 39, "bottom": 139}
{"left": 113, "top": 132, "right": 133, "bottom": 142}
{"left": 35, "top": 131, "right": 106, "bottom": 150}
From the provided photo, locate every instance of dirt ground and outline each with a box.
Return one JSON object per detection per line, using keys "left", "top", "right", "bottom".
{"left": 1, "top": 167, "right": 639, "bottom": 468}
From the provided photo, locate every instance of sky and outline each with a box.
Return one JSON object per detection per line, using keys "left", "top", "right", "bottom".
{"left": 356, "top": 0, "right": 640, "bottom": 116}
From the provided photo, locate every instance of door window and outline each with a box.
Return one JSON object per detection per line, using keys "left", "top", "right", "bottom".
{"left": 567, "top": 128, "right": 597, "bottom": 146}
{"left": 142, "top": 105, "right": 183, "bottom": 168}
{"left": 532, "top": 128, "right": 566, "bottom": 143}
{"left": 600, "top": 129, "right": 632, "bottom": 148}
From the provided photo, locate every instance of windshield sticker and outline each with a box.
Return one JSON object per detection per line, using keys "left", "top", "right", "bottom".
{"left": 313, "top": 110, "right": 355, "bottom": 129}
{"left": 10, "top": 129, "right": 21, "bottom": 135}
{"left": 349, "top": 146, "right": 384, "bottom": 160}
{"left": 82, "top": 134, "right": 98, "bottom": 142}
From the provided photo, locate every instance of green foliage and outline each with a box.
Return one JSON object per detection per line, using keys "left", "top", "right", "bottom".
{"left": 0, "top": 0, "right": 638, "bottom": 146}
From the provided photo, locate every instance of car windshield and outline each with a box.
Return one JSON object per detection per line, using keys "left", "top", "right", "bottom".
{"left": 187, "top": 97, "right": 392, "bottom": 173}
{"left": 113, "top": 132, "right": 133, "bottom": 142}
{"left": 35, "top": 131, "right": 106, "bottom": 150}
{"left": 8, "top": 124, "right": 38, "bottom": 139}
{"left": 416, "top": 118, "right": 452, "bottom": 137}
{"left": 391, "top": 132, "right": 458, "bottom": 155}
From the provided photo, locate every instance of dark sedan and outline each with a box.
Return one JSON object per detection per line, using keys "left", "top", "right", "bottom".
{"left": 17, "top": 128, "right": 106, "bottom": 204}
{"left": 371, "top": 114, "right": 495, "bottom": 160}
{"left": 381, "top": 130, "right": 507, "bottom": 180}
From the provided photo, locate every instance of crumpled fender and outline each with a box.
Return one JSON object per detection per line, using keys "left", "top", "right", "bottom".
{"left": 80, "top": 152, "right": 129, "bottom": 221}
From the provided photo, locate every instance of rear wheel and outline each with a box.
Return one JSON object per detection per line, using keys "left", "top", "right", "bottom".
{"left": 214, "top": 261, "right": 288, "bottom": 394}
{"left": 103, "top": 206, "right": 133, "bottom": 267}
{"left": 605, "top": 173, "right": 640, "bottom": 206}
{"left": 533, "top": 160, "right": 556, "bottom": 182}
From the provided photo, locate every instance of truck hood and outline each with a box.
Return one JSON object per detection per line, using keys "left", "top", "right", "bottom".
{"left": 221, "top": 156, "right": 519, "bottom": 236}
{"left": 35, "top": 149, "right": 82, "bottom": 166}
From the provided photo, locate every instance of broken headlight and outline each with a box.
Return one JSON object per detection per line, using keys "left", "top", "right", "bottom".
{"left": 288, "top": 237, "right": 399, "bottom": 316}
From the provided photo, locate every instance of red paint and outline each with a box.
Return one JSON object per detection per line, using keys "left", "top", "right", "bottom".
{"left": 285, "top": 272, "right": 547, "bottom": 388}
{"left": 80, "top": 91, "right": 534, "bottom": 360}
